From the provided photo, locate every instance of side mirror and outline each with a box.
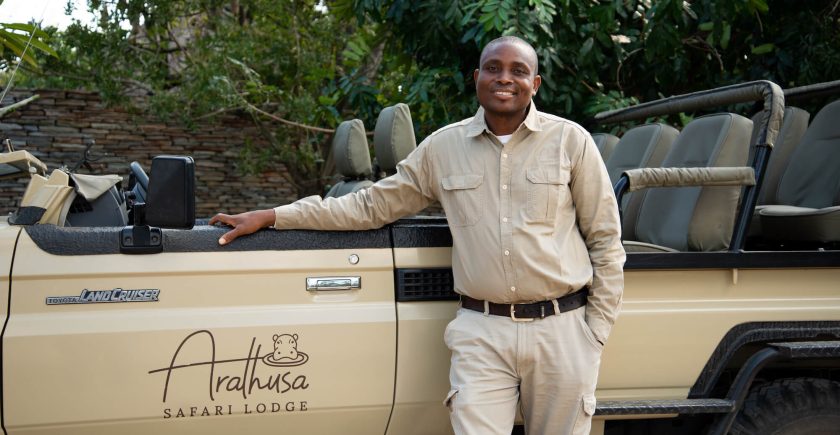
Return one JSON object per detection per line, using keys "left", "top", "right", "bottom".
{"left": 146, "top": 156, "right": 195, "bottom": 229}
{"left": 121, "top": 156, "right": 195, "bottom": 254}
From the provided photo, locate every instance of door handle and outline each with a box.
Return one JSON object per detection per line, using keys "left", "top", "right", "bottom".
{"left": 306, "top": 276, "right": 361, "bottom": 291}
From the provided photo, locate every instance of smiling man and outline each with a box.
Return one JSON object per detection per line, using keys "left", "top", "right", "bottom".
{"left": 211, "top": 36, "right": 625, "bottom": 435}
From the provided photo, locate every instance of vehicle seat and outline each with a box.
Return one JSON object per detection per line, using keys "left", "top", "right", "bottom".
{"left": 591, "top": 133, "right": 619, "bottom": 162}
{"left": 374, "top": 103, "right": 416, "bottom": 178}
{"left": 324, "top": 119, "right": 374, "bottom": 198}
{"left": 605, "top": 123, "right": 680, "bottom": 241}
{"left": 750, "top": 107, "right": 811, "bottom": 205}
{"left": 623, "top": 113, "right": 753, "bottom": 252}
{"left": 607, "top": 123, "right": 679, "bottom": 184}
{"left": 758, "top": 100, "right": 840, "bottom": 242}
{"left": 746, "top": 106, "right": 810, "bottom": 236}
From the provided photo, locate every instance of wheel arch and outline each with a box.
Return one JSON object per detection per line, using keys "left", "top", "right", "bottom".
{"left": 689, "top": 321, "right": 840, "bottom": 399}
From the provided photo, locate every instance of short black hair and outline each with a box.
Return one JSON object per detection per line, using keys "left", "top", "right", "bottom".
{"left": 479, "top": 36, "right": 539, "bottom": 76}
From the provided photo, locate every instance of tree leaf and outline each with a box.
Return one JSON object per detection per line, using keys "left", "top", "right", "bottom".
{"left": 579, "top": 37, "right": 594, "bottom": 56}
{"left": 751, "top": 43, "right": 775, "bottom": 55}
{"left": 721, "top": 22, "right": 731, "bottom": 50}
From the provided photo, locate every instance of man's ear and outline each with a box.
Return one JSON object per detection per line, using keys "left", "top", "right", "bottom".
{"left": 473, "top": 69, "right": 479, "bottom": 87}
{"left": 532, "top": 74, "right": 542, "bottom": 96}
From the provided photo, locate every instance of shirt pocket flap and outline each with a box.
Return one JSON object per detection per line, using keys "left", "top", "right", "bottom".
{"left": 442, "top": 174, "right": 483, "bottom": 191}
{"left": 526, "top": 167, "right": 570, "bottom": 185}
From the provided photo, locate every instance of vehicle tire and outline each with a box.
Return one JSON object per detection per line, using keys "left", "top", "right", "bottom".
{"left": 730, "top": 377, "right": 840, "bottom": 435}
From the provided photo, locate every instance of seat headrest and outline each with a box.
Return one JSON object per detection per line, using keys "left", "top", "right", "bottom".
{"left": 374, "top": 103, "right": 416, "bottom": 173}
{"left": 333, "top": 119, "right": 372, "bottom": 177}
{"left": 591, "top": 133, "right": 620, "bottom": 161}
{"left": 606, "top": 123, "right": 679, "bottom": 184}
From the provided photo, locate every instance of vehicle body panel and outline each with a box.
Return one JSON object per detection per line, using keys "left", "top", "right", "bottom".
{"left": 4, "top": 226, "right": 840, "bottom": 434}
{"left": 389, "top": 246, "right": 456, "bottom": 435}
{"left": 600, "top": 267, "right": 840, "bottom": 399}
{"left": 4, "top": 232, "right": 396, "bottom": 434}
{"left": 0, "top": 220, "right": 19, "bottom": 323}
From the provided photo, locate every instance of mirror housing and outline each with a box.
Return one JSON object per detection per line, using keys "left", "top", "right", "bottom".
{"left": 146, "top": 155, "right": 195, "bottom": 229}
{"left": 120, "top": 156, "right": 195, "bottom": 254}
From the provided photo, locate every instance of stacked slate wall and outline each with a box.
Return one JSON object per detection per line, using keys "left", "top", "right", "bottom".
{"left": 0, "top": 89, "right": 298, "bottom": 218}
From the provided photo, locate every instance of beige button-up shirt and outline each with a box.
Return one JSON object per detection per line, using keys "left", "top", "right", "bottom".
{"left": 275, "top": 103, "right": 625, "bottom": 342}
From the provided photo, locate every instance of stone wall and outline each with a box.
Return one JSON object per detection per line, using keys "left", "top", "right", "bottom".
{"left": 0, "top": 89, "right": 299, "bottom": 218}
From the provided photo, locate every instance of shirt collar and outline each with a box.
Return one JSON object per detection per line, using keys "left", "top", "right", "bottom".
{"left": 465, "top": 101, "right": 543, "bottom": 138}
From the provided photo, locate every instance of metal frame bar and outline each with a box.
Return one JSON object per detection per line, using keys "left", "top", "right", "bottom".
{"left": 596, "top": 80, "right": 785, "bottom": 252}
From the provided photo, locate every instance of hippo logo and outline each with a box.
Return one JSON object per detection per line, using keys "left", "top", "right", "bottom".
{"left": 262, "top": 333, "right": 309, "bottom": 367}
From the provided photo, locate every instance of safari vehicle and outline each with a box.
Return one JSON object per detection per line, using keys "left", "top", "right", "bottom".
{"left": 0, "top": 80, "right": 839, "bottom": 435}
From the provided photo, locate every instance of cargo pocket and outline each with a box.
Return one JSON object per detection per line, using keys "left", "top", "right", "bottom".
{"left": 441, "top": 174, "right": 484, "bottom": 227}
{"left": 443, "top": 389, "right": 459, "bottom": 412}
{"left": 525, "top": 166, "right": 569, "bottom": 222}
{"left": 572, "top": 393, "right": 597, "bottom": 434}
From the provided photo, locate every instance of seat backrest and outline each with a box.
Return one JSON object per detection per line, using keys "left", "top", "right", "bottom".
{"left": 591, "top": 133, "right": 619, "bottom": 161}
{"left": 630, "top": 113, "right": 753, "bottom": 251}
{"left": 605, "top": 123, "right": 679, "bottom": 241}
{"left": 749, "top": 106, "right": 810, "bottom": 205}
{"left": 606, "top": 123, "right": 679, "bottom": 184}
{"left": 775, "top": 100, "right": 840, "bottom": 208}
{"left": 374, "top": 103, "right": 416, "bottom": 176}
{"left": 325, "top": 119, "right": 374, "bottom": 198}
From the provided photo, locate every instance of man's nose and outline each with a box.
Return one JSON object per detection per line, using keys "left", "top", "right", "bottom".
{"left": 496, "top": 72, "right": 513, "bottom": 84}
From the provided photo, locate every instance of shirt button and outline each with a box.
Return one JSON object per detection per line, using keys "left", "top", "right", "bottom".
{"left": 502, "top": 184, "right": 508, "bottom": 190}
{"left": 502, "top": 153, "right": 508, "bottom": 159}
{"left": 502, "top": 217, "right": 508, "bottom": 223}
{"left": 510, "top": 286, "right": 516, "bottom": 292}
{"left": 504, "top": 250, "right": 510, "bottom": 256}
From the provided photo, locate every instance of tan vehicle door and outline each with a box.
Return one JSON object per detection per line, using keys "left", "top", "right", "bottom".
{"left": 4, "top": 225, "right": 396, "bottom": 435}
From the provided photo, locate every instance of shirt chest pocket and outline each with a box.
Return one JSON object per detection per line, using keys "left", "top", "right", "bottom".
{"left": 525, "top": 165, "right": 570, "bottom": 222}
{"left": 441, "top": 174, "right": 484, "bottom": 227}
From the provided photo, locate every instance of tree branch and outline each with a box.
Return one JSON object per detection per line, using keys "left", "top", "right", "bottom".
{"left": 0, "top": 94, "right": 40, "bottom": 118}
{"left": 245, "top": 102, "right": 374, "bottom": 136}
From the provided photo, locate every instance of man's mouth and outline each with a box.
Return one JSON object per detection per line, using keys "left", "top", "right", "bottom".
{"left": 493, "top": 90, "right": 516, "bottom": 96}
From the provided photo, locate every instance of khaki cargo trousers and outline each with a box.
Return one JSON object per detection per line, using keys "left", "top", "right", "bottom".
{"left": 444, "top": 305, "right": 602, "bottom": 435}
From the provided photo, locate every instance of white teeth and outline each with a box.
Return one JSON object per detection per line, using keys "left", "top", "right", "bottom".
{"left": 494, "top": 91, "right": 514, "bottom": 95}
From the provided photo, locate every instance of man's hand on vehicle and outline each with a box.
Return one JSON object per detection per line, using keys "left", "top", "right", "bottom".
{"left": 209, "top": 209, "right": 276, "bottom": 245}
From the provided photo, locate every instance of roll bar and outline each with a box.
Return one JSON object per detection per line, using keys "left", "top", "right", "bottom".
{"left": 783, "top": 79, "right": 840, "bottom": 103}
{"left": 596, "top": 80, "right": 785, "bottom": 252}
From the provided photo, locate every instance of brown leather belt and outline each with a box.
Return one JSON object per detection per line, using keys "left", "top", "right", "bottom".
{"left": 460, "top": 288, "right": 588, "bottom": 322}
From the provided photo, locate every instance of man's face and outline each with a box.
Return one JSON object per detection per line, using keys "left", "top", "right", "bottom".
{"left": 474, "top": 42, "right": 541, "bottom": 119}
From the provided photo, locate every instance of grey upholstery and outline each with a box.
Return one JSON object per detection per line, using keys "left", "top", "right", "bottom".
{"left": 606, "top": 123, "right": 679, "bottom": 241}
{"left": 624, "top": 113, "right": 753, "bottom": 252}
{"left": 591, "top": 133, "right": 619, "bottom": 161}
{"left": 374, "top": 103, "right": 417, "bottom": 175}
{"left": 325, "top": 119, "right": 374, "bottom": 198}
{"left": 759, "top": 100, "right": 840, "bottom": 242}
{"left": 747, "top": 106, "right": 810, "bottom": 236}
{"left": 750, "top": 107, "right": 811, "bottom": 205}
{"left": 606, "top": 124, "right": 679, "bottom": 184}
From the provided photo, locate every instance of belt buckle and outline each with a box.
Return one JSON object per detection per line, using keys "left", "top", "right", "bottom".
{"left": 510, "top": 304, "right": 535, "bottom": 322}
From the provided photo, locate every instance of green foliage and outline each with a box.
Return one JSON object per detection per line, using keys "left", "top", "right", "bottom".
{"left": 9, "top": 0, "right": 840, "bottom": 196}
{"left": 344, "top": 0, "right": 840, "bottom": 133}
{"left": 18, "top": 0, "right": 366, "bottom": 195}
{"left": 0, "top": 22, "right": 58, "bottom": 71}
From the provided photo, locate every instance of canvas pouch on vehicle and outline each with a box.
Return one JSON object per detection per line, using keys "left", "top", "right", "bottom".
{"left": 9, "top": 171, "right": 121, "bottom": 226}
{"left": 11, "top": 169, "right": 76, "bottom": 226}
{"left": 69, "top": 173, "right": 121, "bottom": 202}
